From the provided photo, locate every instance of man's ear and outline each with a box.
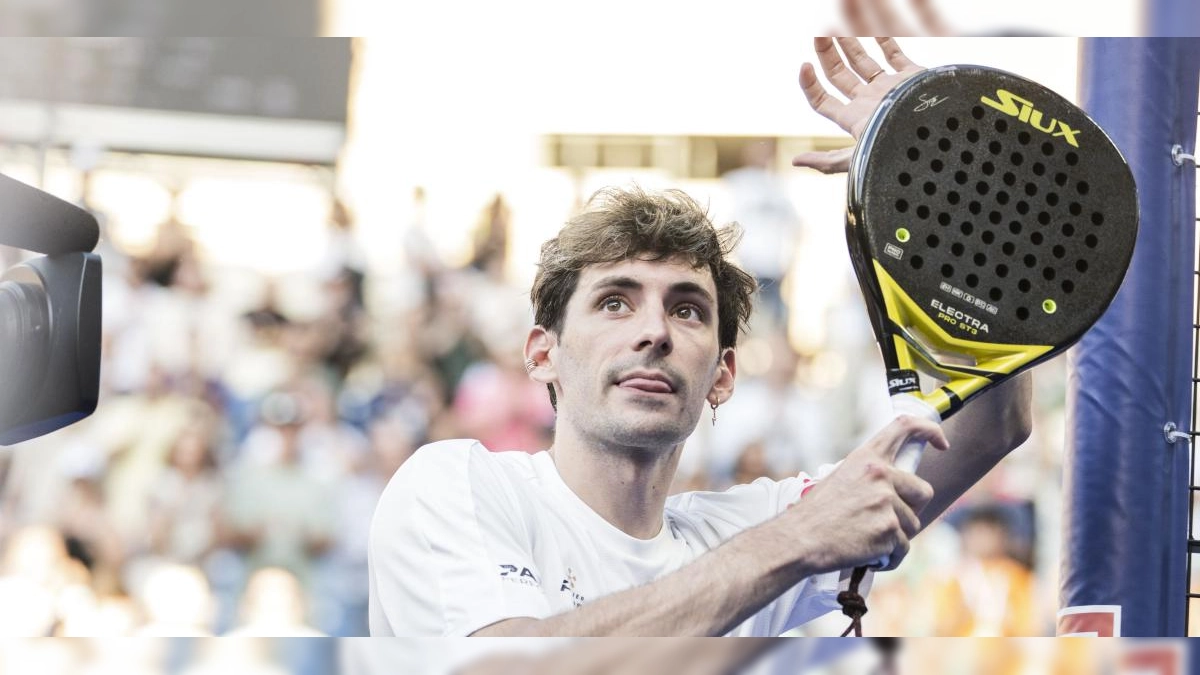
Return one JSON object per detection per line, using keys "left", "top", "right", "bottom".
{"left": 707, "top": 347, "right": 736, "bottom": 407}
{"left": 524, "top": 326, "right": 559, "bottom": 386}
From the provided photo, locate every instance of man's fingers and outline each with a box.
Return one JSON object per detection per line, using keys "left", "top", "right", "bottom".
{"left": 862, "top": 0, "right": 911, "bottom": 35}
{"left": 835, "top": 37, "right": 888, "bottom": 85}
{"left": 876, "top": 37, "right": 921, "bottom": 72}
{"left": 878, "top": 413, "right": 949, "bottom": 464}
{"left": 893, "top": 471, "right": 935, "bottom": 517}
{"left": 841, "top": 0, "right": 876, "bottom": 35}
{"left": 791, "top": 147, "right": 854, "bottom": 175}
{"left": 909, "top": 0, "right": 954, "bottom": 36}
{"left": 814, "top": 37, "right": 866, "bottom": 98}
{"left": 882, "top": 529, "right": 910, "bottom": 570}
{"left": 799, "top": 62, "right": 849, "bottom": 127}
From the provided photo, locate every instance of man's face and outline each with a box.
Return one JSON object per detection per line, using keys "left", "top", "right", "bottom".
{"left": 544, "top": 256, "right": 733, "bottom": 451}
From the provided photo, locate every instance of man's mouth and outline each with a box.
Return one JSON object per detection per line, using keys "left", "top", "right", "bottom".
{"left": 616, "top": 372, "right": 676, "bottom": 394}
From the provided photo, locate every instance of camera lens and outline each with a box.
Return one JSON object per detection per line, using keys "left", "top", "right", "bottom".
{"left": 0, "top": 279, "right": 50, "bottom": 414}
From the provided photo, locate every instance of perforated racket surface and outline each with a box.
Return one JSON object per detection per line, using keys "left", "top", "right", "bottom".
{"left": 848, "top": 64, "right": 1138, "bottom": 419}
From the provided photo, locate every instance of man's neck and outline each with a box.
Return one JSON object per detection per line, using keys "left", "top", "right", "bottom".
{"left": 548, "top": 424, "right": 682, "bottom": 541}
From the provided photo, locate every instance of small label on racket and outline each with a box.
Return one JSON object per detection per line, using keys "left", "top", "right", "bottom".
{"left": 886, "top": 369, "right": 920, "bottom": 395}
{"left": 939, "top": 282, "right": 999, "bottom": 316}
{"left": 884, "top": 243, "right": 904, "bottom": 260}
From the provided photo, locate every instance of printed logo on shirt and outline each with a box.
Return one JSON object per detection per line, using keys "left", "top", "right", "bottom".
{"left": 498, "top": 564, "right": 540, "bottom": 587}
{"left": 560, "top": 567, "right": 585, "bottom": 607}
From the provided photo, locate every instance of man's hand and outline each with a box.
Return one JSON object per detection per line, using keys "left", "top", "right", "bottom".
{"left": 781, "top": 414, "right": 946, "bottom": 572}
{"left": 839, "top": 0, "right": 954, "bottom": 37}
{"left": 792, "top": 37, "right": 925, "bottom": 174}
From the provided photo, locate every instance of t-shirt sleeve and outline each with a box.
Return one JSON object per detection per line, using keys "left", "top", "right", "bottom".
{"left": 666, "top": 463, "right": 839, "bottom": 534}
{"left": 368, "top": 440, "right": 552, "bottom": 636}
{"left": 666, "top": 462, "right": 868, "bottom": 636}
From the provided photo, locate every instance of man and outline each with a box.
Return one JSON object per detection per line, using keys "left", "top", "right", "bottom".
{"left": 368, "top": 37, "right": 1032, "bottom": 637}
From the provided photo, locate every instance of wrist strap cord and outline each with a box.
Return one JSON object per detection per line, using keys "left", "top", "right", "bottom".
{"left": 837, "top": 565, "right": 870, "bottom": 637}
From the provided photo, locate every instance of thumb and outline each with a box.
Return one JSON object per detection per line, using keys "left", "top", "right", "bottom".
{"left": 791, "top": 147, "right": 854, "bottom": 174}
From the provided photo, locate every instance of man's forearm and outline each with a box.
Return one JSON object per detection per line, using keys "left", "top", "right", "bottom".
{"left": 471, "top": 517, "right": 817, "bottom": 637}
{"left": 917, "top": 373, "right": 1034, "bottom": 526}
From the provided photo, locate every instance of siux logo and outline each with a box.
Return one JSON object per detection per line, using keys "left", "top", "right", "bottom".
{"left": 979, "top": 89, "right": 1080, "bottom": 148}
{"left": 887, "top": 374, "right": 919, "bottom": 393}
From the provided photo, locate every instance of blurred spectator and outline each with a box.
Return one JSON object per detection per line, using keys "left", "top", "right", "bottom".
{"left": 312, "top": 412, "right": 419, "bottom": 636}
{"left": 402, "top": 186, "right": 444, "bottom": 305}
{"left": 134, "top": 562, "right": 215, "bottom": 636}
{"left": 293, "top": 375, "right": 371, "bottom": 482}
{"left": 318, "top": 198, "right": 368, "bottom": 311}
{"left": 225, "top": 567, "right": 324, "bottom": 637}
{"left": 732, "top": 441, "right": 772, "bottom": 487}
{"left": 179, "top": 639, "right": 290, "bottom": 675}
{"left": 469, "top": 194, "right": 511, "bottom": 278}
{"left": 0, "top": 525, "right": 93, "bottom": 636}
{"left": 451, "top": 341, "right": 555, "bottom": 453}
{"left": 721, "top": 139, "right": 804, "bottom": 329}
{"left": 313, "top": 267, "right": 371, "bottom": 382}
{"left": 54, "top": 467, "right": 125, "bottom": 595}
{"left": 708, "top": 334, "right": 835, "bottom": 485}
{"left": 94, "top": 367, "right": 212, "bottom": 554}
{"left": 0, "top": 639, "right": 86, "bottom": 675}
{"left": 76, "top": 638, "right": 166, "bottom": 675}
{"left": 146, "top": 422, "right": 225, "bottom": 567}
{"left": 221, "top": 284, "right": 302, "bottom": 443}
{"left": 57, "top": 592, "right": 141, "bottom": 637}
{"left": 416, "top": 274, "right": 489, "bottom": 403}
{"left": 929, "top": 504, "right": 1039, "bottom": 636}
{"left": 359, "top": 332, "right": 443, "bottom": 442}
{"left": 223, "top": 391, "right": 335, "bottom": 587}
{"left": 142, "top": 188, "right": 195, "bottom": 288}
{"left": 306, "top": 199, "right": 371, "bottom": 382}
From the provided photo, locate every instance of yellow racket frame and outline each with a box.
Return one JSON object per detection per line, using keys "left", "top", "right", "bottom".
{"left": 874, "top": 261, "right": 1052, "bottom": 416}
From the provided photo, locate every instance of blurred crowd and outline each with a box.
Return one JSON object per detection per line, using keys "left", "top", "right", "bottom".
{"left": 0, "top": 145, "right": 1069, "bottom": 640}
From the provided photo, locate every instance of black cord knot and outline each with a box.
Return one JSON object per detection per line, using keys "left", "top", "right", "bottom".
{"left": 837, "top": 590, "right": 868, "bottom": 619}
{"left": 838, "top": 564, "right": 871, "bottom": 637}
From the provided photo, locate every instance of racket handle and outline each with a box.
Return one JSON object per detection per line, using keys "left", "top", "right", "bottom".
{"left": 888, "top": 391, "right": 940, "bottom": 470}
{"left": 890, "top": 394, "right": 941, "bottom": 474}
{"left": 869, "top": 393, "right": 941, "bottom": 570}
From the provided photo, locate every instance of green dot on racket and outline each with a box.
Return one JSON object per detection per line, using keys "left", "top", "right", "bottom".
{"left": 896, "top": 228, "right": 910, "bottom": 243}
{"left": 1042, "top": 299, "right": 1057, "bottom": 314}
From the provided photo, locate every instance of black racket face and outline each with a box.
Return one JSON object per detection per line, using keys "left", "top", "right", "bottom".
{"left": 848, "top": 65, "right": 1138, "bottom": 351}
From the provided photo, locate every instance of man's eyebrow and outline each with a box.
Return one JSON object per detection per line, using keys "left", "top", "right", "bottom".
{"left": 588, "top": 276, "right": 643, "bottom": 293}
{"left": 670, "top": 281, "right": 715, "bottom": 306}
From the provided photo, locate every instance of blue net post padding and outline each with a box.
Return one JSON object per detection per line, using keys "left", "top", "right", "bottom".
{"left": 1063, "top": 38, "right": 1200, "bottom": 637}
{"left": 1146, "top": 0, "right": 1200, "bottom": 38}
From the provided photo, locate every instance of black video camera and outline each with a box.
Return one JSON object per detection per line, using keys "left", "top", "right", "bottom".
{"left": 0, "top": 173, "right": 101, "bottom": 445}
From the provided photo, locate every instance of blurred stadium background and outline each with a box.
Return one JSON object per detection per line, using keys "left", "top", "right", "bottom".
{"left": 0, "top": 1, "right": 1182, "bottom": 673}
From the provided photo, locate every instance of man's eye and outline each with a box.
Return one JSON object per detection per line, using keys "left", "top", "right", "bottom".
{"left": 601, "top": 297, "right": 626, "bottom": 312}
{"left": 675, "top": 305, "right": 702, "bottom": 321}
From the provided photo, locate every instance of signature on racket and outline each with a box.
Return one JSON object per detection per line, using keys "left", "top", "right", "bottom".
{"left": 913, "top": 93, "right": 949, "bottom": 112}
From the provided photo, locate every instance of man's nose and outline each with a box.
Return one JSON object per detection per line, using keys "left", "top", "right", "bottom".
{"left": 634, "top": 309, "right": 672, "bottom": 356}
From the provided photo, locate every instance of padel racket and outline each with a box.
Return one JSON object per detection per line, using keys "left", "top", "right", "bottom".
{"left": 846, "top": 65, "right": 1138, "bottom": 567}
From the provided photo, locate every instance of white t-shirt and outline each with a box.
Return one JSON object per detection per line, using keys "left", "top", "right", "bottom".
{"left": 368, "top": 439, "right": 849, "bottom": 637}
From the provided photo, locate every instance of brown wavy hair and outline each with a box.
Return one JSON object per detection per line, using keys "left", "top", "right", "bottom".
{"left": 531, "top": 186, "right": 757, "bottom": 351}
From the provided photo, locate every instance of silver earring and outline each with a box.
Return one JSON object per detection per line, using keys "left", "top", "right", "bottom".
{"left": 525, "top": 358, "right": 537, "bottom": 373}
{"left": 710, "top": 401, "right": 718, "bottom": 426}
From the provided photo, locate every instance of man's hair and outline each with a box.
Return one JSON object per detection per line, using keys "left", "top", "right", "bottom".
{"left": 531, "top": 186, "right": 757, "bottom": 350}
